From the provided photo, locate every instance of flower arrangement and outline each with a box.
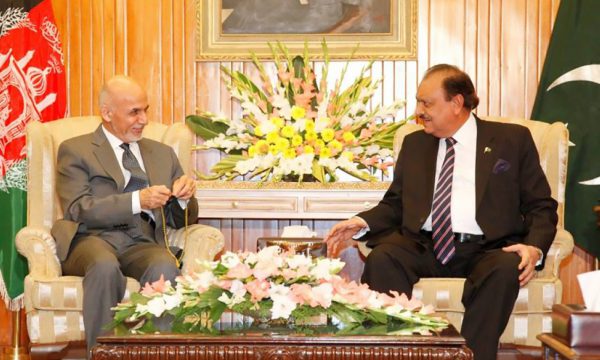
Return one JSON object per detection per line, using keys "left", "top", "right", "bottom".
{"left": 186, "top": 42, "right": 408, "bottom": 183}
{"left": 110, "top": 246, "right": 448, "bottom": 336}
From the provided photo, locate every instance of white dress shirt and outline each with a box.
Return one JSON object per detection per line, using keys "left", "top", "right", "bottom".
{"left": 422, "top": 114, "right": 483, "bottom": 234}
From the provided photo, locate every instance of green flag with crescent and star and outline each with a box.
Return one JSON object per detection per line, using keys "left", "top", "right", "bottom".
{"left": 531, "top": 0, "right": 600, "bottom": 259}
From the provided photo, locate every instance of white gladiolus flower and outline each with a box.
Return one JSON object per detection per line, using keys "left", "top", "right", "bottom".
{"left": 258, "top": 120, "right": 277, "bottom": 135}
{"left": 365, "top": 144, "right": 381, "bottom": 156}
{"left": 221, "top": 251, "right": 241, "bottom": 268}
{"left": 271, "top": 295, "right": 297, "bottom": 319}
{"left": 311, "top": 283, "right": 334, "bottom": 308}
{"left": 146, "top": 297, "right": 167, "bottom": 317}
{"left": 163, "top": 294, "right": 182, "bottom": 311}
{"left": 367, "top": 292, "right": 384, "bottom": 310}
{"left": 379, "top": 148, "right": 393, "bottom": 158}
{"left": 286, "top": 254, "right": 312, "bottom": 269}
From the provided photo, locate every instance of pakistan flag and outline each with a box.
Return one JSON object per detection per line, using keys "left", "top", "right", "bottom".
{"left": 531, "top": 0, "right": 600, "bottom": 259}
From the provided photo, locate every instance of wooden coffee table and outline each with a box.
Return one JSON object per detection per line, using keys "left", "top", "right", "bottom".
{"left": 92, "top": 325, "right": 472, "bottom": 360}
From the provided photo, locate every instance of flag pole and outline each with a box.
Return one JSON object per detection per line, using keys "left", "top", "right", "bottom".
{"left": 1, "top": 309, "right": 29, "bottom": 360}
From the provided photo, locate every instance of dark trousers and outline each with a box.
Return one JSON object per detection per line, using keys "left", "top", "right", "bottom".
{"left": 362, "top": 231, "right": 520, "bottom": 360}
{"left": 62, "top": 234, "right": 180, "bottom": 358}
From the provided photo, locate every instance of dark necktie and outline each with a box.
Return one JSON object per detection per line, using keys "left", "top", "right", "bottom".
{"left": 432, "top": 137, "right": 457, "bottom": 265}
{"left": 120, "top": 143, "right": 148, "bottom": 192}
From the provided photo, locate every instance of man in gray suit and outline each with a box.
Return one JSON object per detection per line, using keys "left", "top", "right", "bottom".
{"left": 52, "top": 76, "right": 198, "bottom": 355}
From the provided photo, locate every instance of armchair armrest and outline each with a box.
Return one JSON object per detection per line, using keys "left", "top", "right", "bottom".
{"left": 538, "top": 227, "right": 574, "bottom": 278}
{"left": 167, "top": 224, "right": 224, "bottom": 273}
{"left": 15, "top": 226, "right": 62, "bottom": 280}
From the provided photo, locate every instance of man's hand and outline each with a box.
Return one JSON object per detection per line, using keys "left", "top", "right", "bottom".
{"left": 325, "top": 217, "right": 368, "bottom": 258}
{"left": 140, "top": 185, "right": 171, "bottom": 210}
{"left": 502, "top": 244, "right": 541, "bottom": 287}
{"left": 172, "top": 175, "right": 196, "bottom": 200}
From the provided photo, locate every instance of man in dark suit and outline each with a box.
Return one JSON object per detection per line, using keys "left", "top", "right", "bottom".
{"left": 325, "top": 64, "right": 557, "bottom": 360}
{"left": 52, "top": 75, "right": 198, "bottom": 355}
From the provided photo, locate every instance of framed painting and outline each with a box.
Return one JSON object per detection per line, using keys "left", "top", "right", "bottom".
{"left": 196, "top": 0, "right": 417, "bottom": 60}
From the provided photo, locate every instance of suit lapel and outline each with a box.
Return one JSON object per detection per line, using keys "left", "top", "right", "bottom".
{"left": 475, "top": 117, "right": 498, "bottom": 210}
{"left": 421, "top": 135, "right": 439, "bottom": 224}
{"left": 92, "top": 125, "right": 126, "bottom": 191}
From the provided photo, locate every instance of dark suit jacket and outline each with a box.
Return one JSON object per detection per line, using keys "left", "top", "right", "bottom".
{"left": 51, "top": 125, "right": 199, "bottom": 261}
{"left": 359, "top": 116, "right": 558, "bottom": 269}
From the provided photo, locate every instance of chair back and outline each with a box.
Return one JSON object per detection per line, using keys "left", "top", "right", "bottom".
{"left": 392, "top": 116, "right": 569, "bottom": 226}
{"left": 25, "top": 116, "right": 194, "bottom": 229}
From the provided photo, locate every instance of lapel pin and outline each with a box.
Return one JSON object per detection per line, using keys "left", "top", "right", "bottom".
{"left": 484, "top": 147, "right": 492, "bottom": 154}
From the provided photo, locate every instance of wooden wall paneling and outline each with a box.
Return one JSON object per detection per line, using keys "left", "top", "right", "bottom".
{"left": 405, "top": 61, "right": 419, "bottom": 119}
{"left": 114, "top": 0, "right": 126, "bottom": 75}
{"left": 464, "top": 0, "right": 478, "bottom": 84}
{"left": 416, "top": 0, "right": 429, "bottom": 79}
{"left": 126, "top": 0, "right": 161, "bottom": 122}
{"left": 474, "top": 0, "right": 490, "bottom": 115}
{"left": 487, "top": 0, "right": 502, "bottom": 117}
{"left": 80, "top": 0, "right": 93, "bottom": 115}
{"left": 524, "top": 0, "right": 540, "bottom": 117}
{"left": 428, "top": 0, "right": 465, "bottom": 69}
{"left": 68, "top": 0, "right": 83, "bottom": 115}
{"left": 160, "top": 0, "right": 174, "bottom": 124}
{"left": 500, "top": 0, "right": 527, "bottom": 118}
{"left": 101, "top": 0, "right": 117, "bottom": 86}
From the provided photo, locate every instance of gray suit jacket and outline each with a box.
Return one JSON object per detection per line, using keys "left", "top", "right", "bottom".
{"left": 52, "top": 125, "right": 199, "bottom": 261}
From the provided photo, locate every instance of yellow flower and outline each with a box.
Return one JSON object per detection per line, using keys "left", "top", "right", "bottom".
{"left": 303, "top": 145, "right": 315, "bottom": 154}
{"left": 254, "top": 127, "right": 264, "bottom": 137}
{"left": 283, "top": 148, "right": 296, "bottom": 159}
{"left": 320, "top": 147, "right": 331, "bottom": 158}
{"left": 305, "top": 130, "right": 317, "bottom": 142}
{"left": 291, "top": 105, "right": 306, "bottom": 119}
{"left": 315, "top": 139, "right": 325, "bottom": 150}
{"left": 248, "top": 145, "right": 257, "bottom": 158}
{"left": 321, "top": 128, "right": 335, "bottom": 142}
{"left": 291, "top": 134, "right": 303, "bottom": 147}
{"left": 270, "top": 116, "right": 284, "bottom": 128}
{"left": 275, "top": 138, "right": 290, "bottom": 151}
{"left": 266, "top": 131, "right": 280, "bottom": 144}
{"left": 305, "top": 119, "right": 315, "bottom": 131}
{"left": 328, "top": 139, "right": 343, "bottom": 152}
{"left": 281, "top": 125, "right": 295, "bottom": 138}
{"left": 269, "top": 144, "right": 278, "bottom": 155}
{"left": 341, "top": 151, "right": 354, "bottom": 162}
{"left": 342, "top": 131, "right": 356, "bottom": 143}
{"left": 256, "top": 140, "right": 269, "bottom": 154}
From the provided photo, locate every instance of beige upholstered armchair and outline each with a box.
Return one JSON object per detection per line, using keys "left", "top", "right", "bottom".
{"left": 15, "top": 116, "right": 224, "bottom": 354}
{"left": 358, "top": 116, "right": 574, "bottom": 346}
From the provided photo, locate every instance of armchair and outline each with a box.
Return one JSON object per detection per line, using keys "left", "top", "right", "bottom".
{"left": 358, "top": 116, "right": 574, "bottom": 346}
{"left": 15, "top": 116, "right": 224, "bottom": 354}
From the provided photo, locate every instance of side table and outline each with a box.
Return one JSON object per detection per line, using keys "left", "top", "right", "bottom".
{"left": 537, "top": 333, "right": 600, "bottom": 360}
{"left": 92, "top": 325, "right": 473, "bottom": 360}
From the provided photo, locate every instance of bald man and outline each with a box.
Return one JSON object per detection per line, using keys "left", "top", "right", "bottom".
{"left": 52, "top": 76, "right": 198, "bottom": 355}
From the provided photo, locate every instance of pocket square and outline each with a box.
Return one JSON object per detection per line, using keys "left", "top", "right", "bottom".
{"left": 492, "top": 158, "right": 511, "bottom": 174}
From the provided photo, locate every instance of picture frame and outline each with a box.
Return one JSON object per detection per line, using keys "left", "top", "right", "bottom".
{"left": 196, "top": 0, "right": 417, "bottom": 60}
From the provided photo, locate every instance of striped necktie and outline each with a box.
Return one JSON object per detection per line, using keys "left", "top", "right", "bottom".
{"left": 432, "top": 137, "right": 457, "bottom": 265}
{"left": 120, "top": 143, "right": 149, "bottom": 192}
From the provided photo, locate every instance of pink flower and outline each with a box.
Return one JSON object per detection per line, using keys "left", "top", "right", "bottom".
{"left": 290, "top": 283, "right": 315, "bottom": 306}
{"left": 245, "top": 279, "right": 270, "bottom": 302}
{"left": 226, "top": 263, "right": 253, "bottom": 279}
{"left": 141, "top": 275, "right": 170, "bottom": 296}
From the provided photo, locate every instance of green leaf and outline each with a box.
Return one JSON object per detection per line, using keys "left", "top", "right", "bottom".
{"left": 186, "top": 114, "right": 229, "bottom": 140}
{"left": 311, "top": 160, "right": 325, "bottom": 183}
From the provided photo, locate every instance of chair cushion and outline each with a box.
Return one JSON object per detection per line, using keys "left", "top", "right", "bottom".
{"left": 24, "top": 275, "right": 140, "bottom": 344}
{"left": 413, "top": 276, "right": 561, "bottom": 345}
{"left": 25, "top": 275, "right": 140, "bottom": 311}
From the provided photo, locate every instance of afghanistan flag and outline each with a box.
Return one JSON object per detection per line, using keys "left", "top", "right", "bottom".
{"left": 0, "top": 0, "right": 67, "bottom": 309}
{"left": 531, "top": 0, "right": 600, "bottom": 259}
